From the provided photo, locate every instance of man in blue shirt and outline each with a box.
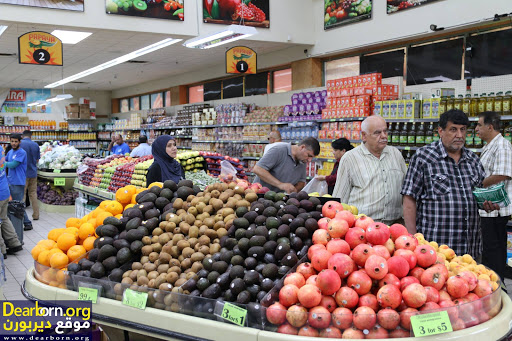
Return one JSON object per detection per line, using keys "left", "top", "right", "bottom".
{"left": 21, "top": 130, "right": 40, "bottom": 225}
{"left": 0, "top": 144, "right": 23, "bottom": 257}
{"left": 108, "top": 135, "right": 131, "bottom": 155}
{"left": 6, "top": 134, "right": 30, "bottom": 234}
{"left": 130, "top": 135, "right": 152, "bottom": 157}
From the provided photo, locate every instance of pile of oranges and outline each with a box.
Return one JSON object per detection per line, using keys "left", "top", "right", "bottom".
{"left": 31, "top": 184, "right": 155, "bottom": 287}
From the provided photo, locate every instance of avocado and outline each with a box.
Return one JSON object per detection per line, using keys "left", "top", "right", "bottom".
{"left": 262, "top": 263, "right": 279, "bottom": 279}
{"left": 254, "top": 226, "right": 269, "bottom": 237}
{"left": 262, "top": 199, "right": 274, "bottom": 208}
{"left": 212, "top": 253, "right": 222, "bottom": 262}
{"left": 90, "top": 262, "right": 106, "bottom": 279}
{"left": 231, "top": 255, "right": 244, "bottom": 266}
{"left": 298, "top": 208, "right": 307, "bottom": 214}
{"left": 264, "top": 253, "right": 276, "bottom": 264}
{"left": 311, "top": 211, "right": 322, "bottom": 220}
{"left": 267, "top": 228, "right": 278, "bottom": 241}
{"left": 98, "top": 224, "right": 118, "bottom": 238}
{"left": 207, "top": 271, "right": 220, "bottom": 284}
{"left": 283, "top": 205, "right": 299, "bottom": 217}
{"left": 113, "top": 238, "right": 131, "bottom": 250}
{"left": 289, "top": 218, "right": 305, "bottom": 232}
{"left": 249, "top": 235, "right": 266, "bottom": 248}
{"left": 223, "top": 289, "right": 235, "bottom": 302}
{"left": 216, "top": 272, "right": 231, "bottom": 290}
{"left": 274, "top": 243, "right": 290, "bottom": 260}
{"left": 254, "top": 215, "right": 267, "bottom": 226}
{"left": 159, "top": 187, "right": 174, "bottom": 200}
{"left": 235, "top": 206, "right": 249, "bottom": 218}
{"left": 224, "top": 238, "right": 238, "bottom": 250}
{"left": 288, "top": 192, "right": 298, "bottom": 199}
{"left": 98, "top": 244, "right": 117, "bottom": 262}
{"left": 126, "top": 229, "right": 145, "bottom": 242}
{"left": 144, "top": 208, "right": 161, "bottom": 220}
{"left": 305, "top": 218, "right": 319, "bottom": 234}
{"left": 262, "top": 206, "right": 277, "bottom": 218}
{"left": 176, "top": 187, "right": 194, "bottom": 200}
{"left": 97, "top": 236, "right": 114, "bottom": 248}
{"left": 118, "top": 230, "right": 127, "bottom": 240}
{"left": 277, "top": 237, "right": 290, "bottom": 246}
{"left": 102, "top": 256, "right": 120, "bottom": 271}
{"left": 234, "top": 229, "right": 247, "bottom": 240}
{"left": 232, "top": 245, "right": 243, "bottom": 256}
{"left": 139, "top": 193, "right": 158, "bottom": 204}
{"left": 202, "top": 283, "right": 222, "bottom": 299}
{"left": 297, "top": 212, "right": 312, "bottom": 221}
{"left": 130, "top": 240, "right": 143, "bottom": 254}
{"left": 230, "top": 278, "right": 246, "bottom": 296}
{"left": 263, "top": 240, "right": 277, "bottom": 254}
{"left": 281, "top": 214, "right": 295, "bottom": 224}
{"left": 137, "top": 202, "right": 155, "bottom": 214}
{"left": 142, "top": 217, "right": 159, "bottom": 232}
{"left": 243, "top": 270, "right": 260, "bottom": 286}
{"left": 297, "top": 191, "right": 309, "bottom": 201}
{"left": 244, "top": 257, "right": 257, "bottom": 270}
{"left": 236, "top": 291, "right": 251, "bottom": 304}
{"left": 233, "top": 217, "right": 250, "bottom": 229}
{"left": 196, "top": 278, "right": 210, "bottom": 291}
{"left": 220, "top": 251, "right": 233, "bottom": 263}
{"left": 229, "top": 265, "right": 245, "bottom": 279}
{"left": 164, "top": 180, "right": 178, "bottom": 192}
{"left": 264, "top": 191, "right": 276, "bottom": 201}
{"left": 290, "top": 236, "right": 304, "bottom": 252}
{"left": 261, "top": 278, "right": 274, "bottom": 292}
{"left": 148, "top": 186, "right": 162, "bottom": 196}
{"left": 75, "top": 270, "right": 91, "bottom": 277}
{"left": 254, "top": 264, "right": 265, "bottom": 273}
{"left": 197, "top": 269, "right": 209, "bottom": 279}
{"left": 182, "top": 279, "right": 197, "bottom": 292}
{"left": 251, "top": 203, "right": 265, "bottom": 214}
{"left": 277, "top": 224, "right": 291, "bottom": 238}
{"left": 245, "top": 226, "right": 255, "bottom": 239}
{"left": 247, "top": 284, "right": 260, "bottom": 300}
{"left": 103, "top": 216, "right": 123, "bottom": 227}
{"left": 243, "top": 211, "right": 258, "bottom": 224}
{"left": 123, "top": 207, "right": 143, "bottom": 219}
{"left": 108, "top": 268, "right": 124, "bottom": 283}
{"left": 247, "top": 246, "right": 265, "bottom": 260}
{"left": 202, "top": 257, "right": 214, "bottom": 271}
{"left": 278, "top": 265, "right": 291, "bottom": 278}
{"left": 79, "top": 258, "right": 94, "bottom": 271}
{"left": 116, "top": 247, "right": 132, "bottom": 264}
{"left": 135, "top": 190, "right": 150, "bottom": 203}
{"left": 87, "top": 249, "right": 99, "bottom": 263}
{"left": 295, "top": 226, "right": 309, "bottom": 240}
{"left": 274, "top": 201, "right": 286, "bottom": 210}
{"left": 125, "top": 217, "right": 142, "bottom": 231}
{"left": 67, "top": 263, "right": 81, "bottom": 274}
{"left": 212, "top": 261, "right": 229, "bottom": 274}
{"left": 178, "top": 179, "right": 194, "bottom": 188}
{"left": 281, "top": 252, "right": 299, "bottom": 267}
{"left": 265, "top": 216, "right": 280, "bottom": 229}
{"left": 155, "top": 197, "right": 170, "bottom": 211}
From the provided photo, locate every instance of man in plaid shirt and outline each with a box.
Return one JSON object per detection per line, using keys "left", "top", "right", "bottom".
{"left": 402, "top": 110, "right": 486, "bottom": 258}
{"left": 475, "top": 111, "right": 512, "bottom": 280}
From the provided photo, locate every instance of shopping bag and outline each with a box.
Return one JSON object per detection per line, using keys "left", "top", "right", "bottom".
{"left": 302, "top": 178, "right": 328, "bottom": 196}
{"left": 219, "top": 160, "right": 238, "bottom": 183}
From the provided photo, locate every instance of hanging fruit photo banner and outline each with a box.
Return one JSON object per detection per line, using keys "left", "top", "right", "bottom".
{"left": 324, "top": 0, "right": 372, "bottom": 30}
{"left": 387, "top": 0, "right": 443, "bottom": 14}
{"left": 226, "top": 46, "right": 257, "bottom": 74}
{"left": 0, "top": 0, "right": 83, "bottom": 11}
{"left": 18, "top": 32, "right": 63, "bottom": 66}
{"left": 203, "top": 0, "right": 269, "bottom": 28}
{"left": 105, "top": 0, "right": 184, "bottom": 21}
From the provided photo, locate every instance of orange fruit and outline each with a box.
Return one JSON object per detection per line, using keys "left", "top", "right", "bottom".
{"left": 65, "top": 227, "right": 79, "bottom": 239}
{"left": 91, "top": 208, "right": 105, "bottom": 219}
{"left": 55, "top": 270, "right": 67, "bottom": 284}
{"left": 38, "top": 239, "right": 56, "bottom": 250}
{"left": 124, "top": 204, "right": 135, "bottom": 210}
{"left": 56, "top": 233, "right": 77, "bottom": 252}
{"left": 37, "top": 250, "right": 52, "bottom": 267}
{"left": 116, "top": 187, "right": 136, "bottom": 204}
{"left": 48, "top": 228, "right": 68, "bottom": 242}
{"left": 49, "top": 252, "right": 69, "bottom": 269}
{"left": 131, "top": 194, "right": 137, "bottom": 204}
{"left": 80, "top": 214, "right": 90, "bottom": 225}
{"left": 96, "top": 211, "right": 113, "bottom": 227}
{"left": 31, "top": 245, "right": 45, "bottom": 261}
{"left": 136, "top": 188, "right": 146, "bottom": 194}
{"left": 106, "top": 201, "right": 123, "bottom": 215}
{"left": 78, "top": 223, "right": 95, "bottom": 240}
{"left": 41, "top": 268, "right": 58, "bottom": 283}
{"left": 149, "top": 182, "right": 163, "bottom": 189}
{"left": 67, "top": 245, "right": 86, "bottom": 262}
{"left": 115, "top": 214, "right": 123, "bottom": 219}
{"left": 83, "top": 236, "right": 96, "bottom": 251}
{"left": 100, "top": 201, "right": 111, "bottom": 210}
{"left": 65, "top": 217, "right": 81, "bottom": 228}
{"left": 49, "top": 248, "right": 63, "bottom": 256}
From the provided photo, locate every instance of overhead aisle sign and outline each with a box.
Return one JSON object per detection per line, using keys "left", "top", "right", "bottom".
{"left": 18, "top": 31, "right": 63, "bottom": 66}
{"left": 226, "top": 46, "right": 257, "bottom": 74}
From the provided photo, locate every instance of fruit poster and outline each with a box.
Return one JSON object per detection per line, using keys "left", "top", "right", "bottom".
{"left": 226, "top": 46, "right": 257, "bottom": 74}
{"left": 387, "top": 0, "right": 442, "bottom": 14}
{"left": 18, "top": 32, "right": 63, "bottom": 66}
{"left": 0, "top": 0, "right": 83, "bottom": 11}
{"left": 106, "top": 0, "right": 184, "bottom": 21}
{"left": 1, "top": 89, "right": 52, "bottom": 114}
{"left": 203, "top": 0, "right": 269, "bottom": 28}
{"left": 324, "top": 0, "right": 372, "bottom": 30}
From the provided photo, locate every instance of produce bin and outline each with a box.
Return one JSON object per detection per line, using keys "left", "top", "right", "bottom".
{"left": 23, "top": 267, "right": 512, "bottom": 341}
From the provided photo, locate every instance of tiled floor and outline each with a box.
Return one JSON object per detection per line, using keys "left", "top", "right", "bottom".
{"left": 2, "top": 208, "right": 512, "bottom": 303}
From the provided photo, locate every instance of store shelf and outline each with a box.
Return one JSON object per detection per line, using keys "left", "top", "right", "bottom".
{"left": 317, "top": 117, "right": 365, "bottom": 123}
{"left": 148, "top": 121, "right": 287, "bottom": 131}
{"left": 318, "top": 139, "right": 362, "bottom": 143}
{"left": 314, "top": 157, "right": 336, "bottom": 162}
{"left": 31, "top": 129, "right": 96, "bottom": 132}
{"left": 178, "top": 146, "right": 192, "bottom": 150}
{"left": 37, "top": 170, "right": 77, "bottom": 179}
{"left": 193, "top": 140, "right": 269, "bottom": 144}
{"left": 241, "top": 156, "right": 261, "bottom": 160}
{"left": 73, "top": 182, "right": 115, "bottom": 201}
{"left": 391, "top": 145, "right": 484, "bottom": 153}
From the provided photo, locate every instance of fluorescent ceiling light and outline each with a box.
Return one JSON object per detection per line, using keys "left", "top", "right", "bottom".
{"left": 0, "top": 25, "right": 7, "bottom": 38}
{"left": 45, "top": 38, "right": 182, "bottom": 88}
{"left": 46, "top": 94, "right": 73, "bottom": 102}
{"left": 51, "top": 29, "right": 92, "bottom": 44}
{"left": 27, "top": 101, "right": 40, "bottom": 107}
{"left": 184, "top": 25, "right": 257, "bottom": 49}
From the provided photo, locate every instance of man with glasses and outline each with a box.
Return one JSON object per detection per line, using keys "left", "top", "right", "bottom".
{"left": 253, "top": 137, "right": 320, "bottom": 193}
{"left": 332, "top": 116, "right": 406, "bottom": 225}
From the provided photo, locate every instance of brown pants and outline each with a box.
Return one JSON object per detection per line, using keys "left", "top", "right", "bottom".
{"left": 24, "top": 177, "right": 39, "bottom": 219}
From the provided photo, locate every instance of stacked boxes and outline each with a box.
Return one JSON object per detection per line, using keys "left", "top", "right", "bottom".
{"left": 244, "top": 107, "right": 282, "bottom": 123}
{"left": 279, "top": 125, "right": 319, "bottom": 141}
{"left": 242, "top": 144, "right": 265, "bottom": 158}
{"left": 65, "top": 104, "right": 80, "bottom": 119}
{"left": 318, "top": 121, "right": 362, "bottom": 141}
{"left": 281, "top": 91, "right": 327, "bottom": 122}
{"left": 243, "top": 125, "right": 273, "bottom": 140}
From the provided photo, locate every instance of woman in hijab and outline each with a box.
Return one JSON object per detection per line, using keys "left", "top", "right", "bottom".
{"left": 146, "top": 135, "right": 185, "bottom": 185}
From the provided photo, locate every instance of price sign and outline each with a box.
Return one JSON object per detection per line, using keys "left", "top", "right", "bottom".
{"left": 53, "top": 169, "right": 61, "bottom": 173}
{"left": 220, "top": 302, "right": 247, "bottom": 327}
{"left": 330, "top": 119, "right": 336, "bottom": 122}
{"left": 79, "top": 185, "right": 84, "bottom": 190}
{"left": 405, "top": 147, "right": 411, "bottom": 150}
{"left": 54, "top": 178, "right": 66, "bottom": 186}
{"left": 122, "top": 289, "right": 148, "bottom": 310}
{"left": 410, "top": 311, "right": 452, "bottom": 337}
{"left": 78, "top": 287, "right": 98, "bottom": 304}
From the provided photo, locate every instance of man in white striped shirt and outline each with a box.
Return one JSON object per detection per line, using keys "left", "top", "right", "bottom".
{"left": 332, "top": 116, "right": 407, "bottom": 224}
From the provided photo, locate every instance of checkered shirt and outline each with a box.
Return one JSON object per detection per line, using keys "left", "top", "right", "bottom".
{"left": 401, "top": 140, "right": 485, "bottom": 257}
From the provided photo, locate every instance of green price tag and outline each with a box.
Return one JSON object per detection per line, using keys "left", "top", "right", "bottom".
{"left": 78, "top": 287, "right": 98, "bottom": 304}
{"left": 122, "top": 289, "right": 148, "bottom": 310}
{"left": 79, "top": 185, "right": 84, "bottom": 190}
{"left": 256, "top": 141, "right": 261, "bottom": 143}
{"left": 93, "top": 188, "right": 98, "bottom": 194}
{"left": 221, "top": 302, "right": 247, "bottom": 326}
{"left": 405, "top": 147, "right": 411, "bottom": 150}
{"left": 410, "top": 311, "right": 452, "bottom": 337}
{"left": 54, "top": 178, "right": 66, "bottom": 186}
{"left": 330, "top": 119, "right": 336, "bottom": 122}
{"left": 53, "top": 169, "right": 61, "bottom": 173}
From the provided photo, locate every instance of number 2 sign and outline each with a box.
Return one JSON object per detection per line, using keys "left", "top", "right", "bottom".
{"left": 18, "top": 31, "right": 63, "bottom": 66}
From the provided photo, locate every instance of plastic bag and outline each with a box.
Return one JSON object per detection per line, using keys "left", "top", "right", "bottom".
{"left": 302, "top": 178, "right": 328, "bottom": 196}
{"left": 8, "top": 200, "right": 25, "bottom": 219}
{"left": 219, "top": 160, "right": 238, "bottom": 183}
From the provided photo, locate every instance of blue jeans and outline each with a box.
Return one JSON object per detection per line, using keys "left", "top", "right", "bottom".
{"left": 8, "top": 184, "right": 31, "bottom": 226}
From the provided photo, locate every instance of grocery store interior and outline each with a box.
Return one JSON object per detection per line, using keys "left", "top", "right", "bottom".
{"left": 1, "top": 0, "right": 512, "bottom": 339}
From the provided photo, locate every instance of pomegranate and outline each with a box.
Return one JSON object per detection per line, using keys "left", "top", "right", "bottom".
{"left": 306, "top": 275, "right": 318, "bottom": 285}
{"left": 366, "top": 324, "right": 390, "bottom": 339}
{"left": 377, "top": 284, "right": 402, "bottom": 309}
{"left": 353, "top": 306, "right": 377, "bottom": 330}
{"left": 285, "top": 304, "right": 308, "bottom": 328}
{"left": 327, "top": 217, "right": 349, "bottom": 239}
{"left": 394, "top": 249, "right": 417, "bottom": 269}
{"left": 232, "top": 3, "right": 254, "bottom": 20}
{"left": 400, "top": 276, "right": 420, "bottom": 290}
{"left": 322, "top": 201, "right": 343, "bottom": 219}
{"left": 266, "top": 302, "right": 287, "bottom": 325}
{"left": 342, "top": 327, "right": 365, "bottom": 339}
{"left": 325, "top": 238, "right": 350, "bottom": 255}
{"left": 358, "top": 293, "right": 379, "bottom": 311}
{"left": 464, "top": 292, "right": 483, "bottom": 311}
{"left": 438, "top": 290, "right": 452, "bottom": 302}
{"left": 384, "top": 238, "right": 395, "bottom": 256}
{"left": 308, "top": 306, "right": 331, "bottom": 329}
{"left": 334, "top": 286, "right": 359, "bottom": 309}
{"left": 278, "top": 284, "right": 299, "bottom": 307}
{"left": 312, "top": 229, "right": 331, "bottom": 246}
{"left": 319, "top": 295, "right": 337, "bottom": 313}
{"left": 331, "top": 307, "right": 353, "bottom": 330}
{"left": 276, "top": 322, "right": 298, "bottom": 335}
{"left": 335, "top": 210, "right": 356, "bottom": 227}
{"left": 414, "top": 245, "right": 437, "bottom": 268}
{"left": 377, "top": 307, "right": 400, "bottom": 330}
{"left": 420, "top": 301, "right": 440, "bottom": 312}
{"left": 379, "top": 273, "right": 401, "bottom": 288}
{"left": 431, "top": 263, "right": 449, "bottom": 280}
{"left": 284, "top": 273, "right": 305, "bottom": 288}
{"left": 248, "top": 2, "right": 265, "bottom": 22}
{"left": 354, "top": 215, "right": 374, "bottom": 231}
{"left": 364, "top": 254, "right": 389, "bottom": 280}
{"left": 344, "top": 227, "right": 367, "bottom": 249}
{"left": 366, "top": 222, "right": 391, "bottom": 245}
{"left": 478, "top": 312, "right": 490, "bottom": 323}
{"left": 451, "top": 318, "right": 466, "bottom": 331}
{"left": 446, "top": 275, "right": 469, "bottom": 298}
{"left": 409, "top": 266, "right": 425, "bottom": 280}
{"left": 316, "top": 269, "right": 342, "bottom": 296}
{"left": 319, "top": 327, "right": 342, "bottom": 338}
{"left": 387, "top": 255, "right": 410, "bottom": 278}
{"left": 373, "top": 245, "right": 391, "bottom": 259}
{"left": 402, "top": 283, "right": 427, "bottom": 308}
{"left": 389, "top": 223, "right": 408, "bottom": 241}
{"left": 463, "top": 314, "right": 479, "bottom": 328}
{"left": 389, "top": 327, "right": 411, "bottom": 338}
{"left": 317, "top": 217, "right": 330, "bottom": 230}
{"left": 297, "top": 263, "right": 318, "bottom": 280}
{"left": 311, "top": 249, "right": 332, "bottom": 272}
{"left": 473, "top": 279, "right": 493, "bottom": 298}
{"left": 458, "top": 271, "right": 478, "bottom": 291}
{"left": 328, "top": 253, "right": 355, "bottom": 278}
{"left": 420, "top": 266, "right": 446, "bottom": 291}
{"left": 394, "top": 235, "right": 418, "bottom": 251}
{"left": 297, "top": 284, "right": 322, "bottom": 308}
{"left": 438, "top": 299, "right": 459, "bottom": 321}
{"left": 424, "top": 286, "right": 440, "bottom": 303}
{"left": 347, "top": 270, "right": 372, "bottom": 295}
{"left": 351, "top": 243, "right": 375, "bottom": 267}
{"left": 308, "top": 245, "right": 326, "bottom": 261}
{"left": 399, "top": 307, "right": 419, "bottom": 330}
{"left": 298, "top": 326, "right": 319, "bottom": 337}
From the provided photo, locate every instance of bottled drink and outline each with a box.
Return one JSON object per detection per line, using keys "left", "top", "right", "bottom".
{"left": 425, "top": 123, "right": 434, "bottom": 145}
{"left": 387, "top": 123, "right": 393, "bottom": 144}
{"left": 400, "top": 123, "right": 408, "bottom": 147}
{"left": 391, "top": 123, "right": 400, "bottom": 146}
{"left": 466, "top": 124, "right": 475, "bottom": 148}
{"left": 503, "top": 91, "right": 511, "bottom": 116}
{"left": 407, "top": 122, "right": 416, "bottom": 146}
{"left": 504, "top": 122, "right": 512, "bottom": 143}
{"left": 495, "top": 92, "right": 504, "bottom": 114}
{"left": 486, "top": 92, "right": 495, "bottom": 112}
{"left": 416, "top": 122, "right": 426, "bottom": 147}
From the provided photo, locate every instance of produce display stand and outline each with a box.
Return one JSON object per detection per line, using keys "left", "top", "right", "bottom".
{"left": 23, "top": 267, "right": 512, "bottom": 341}
{"left": 37, "top": 170, "right": 78, "bottom": 213}
{"left": 73, "top": 180, "right": 115, "bottom": 202}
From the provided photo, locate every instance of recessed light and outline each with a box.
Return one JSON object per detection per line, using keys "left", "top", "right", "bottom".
{"left": 51, "top": 29, "right": 92, "bottom": 44}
